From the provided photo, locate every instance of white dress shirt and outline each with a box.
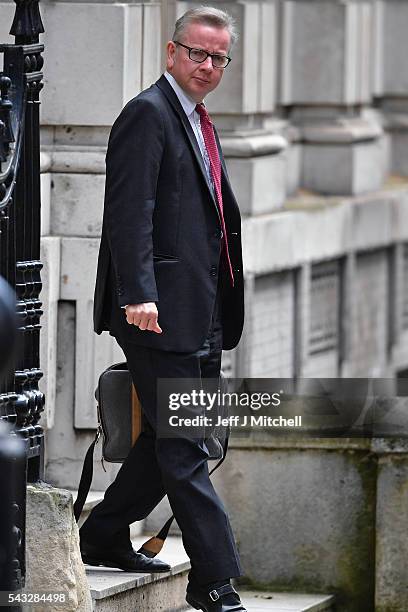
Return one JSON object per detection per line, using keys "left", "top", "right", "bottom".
{"left": 164, "top": 71, "right": 215, "bottom": 195}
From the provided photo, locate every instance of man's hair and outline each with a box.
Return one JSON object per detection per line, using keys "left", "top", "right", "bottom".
{"left": 172, "top": 6, "right": 238, "bottom": 49}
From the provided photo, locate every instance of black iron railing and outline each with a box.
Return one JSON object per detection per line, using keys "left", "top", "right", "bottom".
{"left": 0, "top": 0, "right": 44, "bottom": 589}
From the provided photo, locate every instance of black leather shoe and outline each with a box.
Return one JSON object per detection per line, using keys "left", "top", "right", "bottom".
{"left": 80, "top": 540, "right": 171, "bottom": 573}
{"left": 186, "top": 583, "right": 247, "bottom": 611}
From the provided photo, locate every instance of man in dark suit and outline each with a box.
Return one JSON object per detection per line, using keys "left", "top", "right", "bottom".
{"left": 80, "top": 6, "right": 246, "bottom": 611}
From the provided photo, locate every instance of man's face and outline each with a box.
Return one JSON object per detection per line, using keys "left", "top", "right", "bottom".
{"left": 166, "top": 22, "right": 231, "bottom": 103}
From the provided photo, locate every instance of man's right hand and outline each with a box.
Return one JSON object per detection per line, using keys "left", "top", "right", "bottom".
{"left": 125, "top": 302, "right": 162, "bottom": 334}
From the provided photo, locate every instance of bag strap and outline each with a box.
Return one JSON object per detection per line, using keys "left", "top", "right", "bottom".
{"left": 73, "top": 427, "right": 101, "bottom": 522}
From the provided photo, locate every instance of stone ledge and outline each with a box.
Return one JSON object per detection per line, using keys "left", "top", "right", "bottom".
{"left": 371, "top": 437, "right": 408, "bottom": 454}
{"left": 220, "top": 132, "right": 287, "bottom": 158}
{"left": 40, "top": 148, "right": 106, "bottom": 174}
{"left": 229, "top": 435, "right": 408, "bottom": 453}
{"left": 299, "top": 117, "right": 383, "bottom": 144}
{"left": 243, "top": 182, "right": 408, "bottom": 275}
{"left": 88, "top": 561, "right": 190, "bottom": 601}
{"left": 229, "top": 435, "right": 373, "bottom": 451}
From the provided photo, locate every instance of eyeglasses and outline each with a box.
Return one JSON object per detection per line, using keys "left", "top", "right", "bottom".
{"left": 173, "top": 41, "right": 231, "bottom": 69}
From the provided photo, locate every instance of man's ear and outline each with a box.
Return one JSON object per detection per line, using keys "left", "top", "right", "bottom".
{"left": 166, "top": 41, "right": 176, "bottom": 70}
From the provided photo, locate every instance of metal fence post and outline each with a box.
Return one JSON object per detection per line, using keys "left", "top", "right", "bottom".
{"left": 0, "top": 0, "right": 45, "bottom": 588}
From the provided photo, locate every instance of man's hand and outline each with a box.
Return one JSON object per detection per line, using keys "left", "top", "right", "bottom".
{"left": 125, "top": 302, "right": 162, "bottom": 334}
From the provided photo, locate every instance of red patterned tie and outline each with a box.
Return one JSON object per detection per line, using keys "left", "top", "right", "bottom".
{"left": 196, "top": 103, "right": 234, "bottom": 287}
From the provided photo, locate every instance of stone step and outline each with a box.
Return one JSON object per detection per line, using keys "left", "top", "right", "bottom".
{"left": 75, "top": 491, "right": 335, "bottom": 612}
{"left": 86, "top": 533, "right": 335, "bottom": 612}
{"left": 86, "top": 534, "right": 191, "bottom": 611}
{"left": 188, "top": 590, "right": 335, "bottom": 612}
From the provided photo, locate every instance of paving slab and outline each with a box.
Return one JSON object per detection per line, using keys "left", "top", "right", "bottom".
{"left": 188, "top": 591, "right": 335, "bottom": 612}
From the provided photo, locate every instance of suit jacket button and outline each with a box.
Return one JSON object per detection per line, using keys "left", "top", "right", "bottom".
{"left": 210, "top": 265, "right": 217, "bottom": 276}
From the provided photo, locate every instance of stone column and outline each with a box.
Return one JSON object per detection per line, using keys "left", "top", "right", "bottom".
{"left": 379, "top": 0, "right": 408, "bottom": 177}
{"left": 373, "top": 439, "right": 408, "bottom": 612}
{"left": 281, "top": 0, "right": 387, "bottom": 195}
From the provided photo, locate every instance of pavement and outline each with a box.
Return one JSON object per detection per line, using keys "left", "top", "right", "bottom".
{"left": 187, "top": 589, "right": 335, "bottom": 611}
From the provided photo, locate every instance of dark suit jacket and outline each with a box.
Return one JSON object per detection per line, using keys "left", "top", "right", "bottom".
{"left": 93, "top": 74, "right": 244, "bottom": 352}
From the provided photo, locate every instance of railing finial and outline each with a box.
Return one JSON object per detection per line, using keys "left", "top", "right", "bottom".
{"left": 10, "top": 0, "right": 44, "bottom": 42}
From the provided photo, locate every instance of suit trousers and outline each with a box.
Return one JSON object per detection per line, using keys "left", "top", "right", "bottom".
{"left": 80, "top": 280, "right": 242, "bottom": 583}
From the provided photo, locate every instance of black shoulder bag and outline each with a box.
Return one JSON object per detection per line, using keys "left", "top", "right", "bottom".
{"left": 73, "top": 362, "right": 230, "bottom": 557}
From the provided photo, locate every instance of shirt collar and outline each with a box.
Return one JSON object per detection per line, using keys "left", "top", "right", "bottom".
{"left": 164, "top": 71, "right": 199, "bottom": 117}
